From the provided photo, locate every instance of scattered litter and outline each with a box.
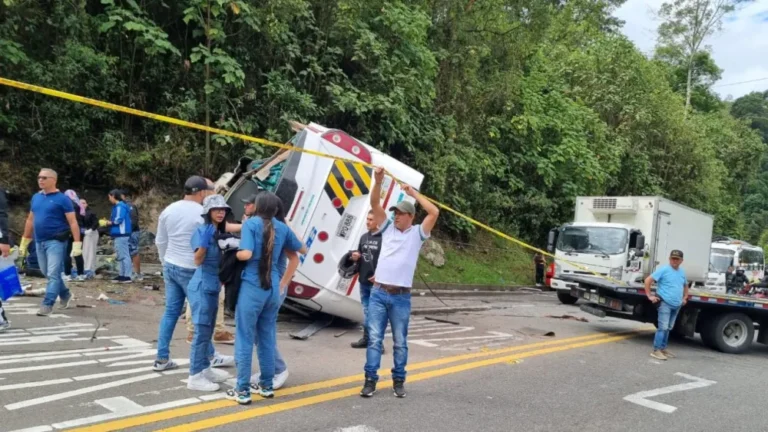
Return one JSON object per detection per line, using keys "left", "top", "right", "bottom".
{"left": 106, "top": 290, "right": 123, "bottom": 294}
{"left": 21, "top": 284, "right": 31, "bottom": 290}
{"left": 138, "top": 297, "right": 158, "bottom": 307}
{"left": 76, "top": 304, "right": 95, "bottom": 308}
{"left": 334, "top": 331, "right": 348, "bottom": 338}
{"left": 22, "top": 286, "right": 46, "bottom": 297}
{"left": 424, "top": 316, "right": 460, "bottom": 325}
{"left": 543, "top": 331, "right": 556, "bottom": 337}
{"left": 507, "top": 359, "right": 523, "bottom": 365}
{"left": 86, "top": 295, "right": 94, "bottom": 299}
{"left": 143, "top": 284, "right": 160, "bottom": 291}
{"left": 107, "top": 299, "right": 126, "bottom": 305}
{"left": 546, "top": 314, "right": 589, "bottom": 323}
{"left": 98, "top": 293, "right": 110, "bottom": 301}
{"left": 419, "top": 292, "right": 426, "bottom": 296}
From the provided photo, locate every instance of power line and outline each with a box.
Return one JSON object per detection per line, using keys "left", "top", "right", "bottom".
{"left": 714, "top": 77, "right": 768, "bottom": 88}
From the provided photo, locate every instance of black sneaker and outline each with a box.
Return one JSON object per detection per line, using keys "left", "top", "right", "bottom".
{"left": 117, "top": 276, "right": 132, "bottom": 284}
{"left": 360, "top": 378, "right": 377, "bottom": 397}
{"left": 351, "top": 337, "right": 368, "bottom": 349}
{"left": 393, "top": 379, "right": 406, "bottom": 398}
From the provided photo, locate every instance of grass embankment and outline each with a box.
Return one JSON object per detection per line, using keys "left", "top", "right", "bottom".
{"left": 417, "top": 231, "right": 536, "bottom": 286}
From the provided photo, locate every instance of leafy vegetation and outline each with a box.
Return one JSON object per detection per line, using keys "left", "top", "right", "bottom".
{"left": 0, "top": 0, "right": 766, "bottom": 252}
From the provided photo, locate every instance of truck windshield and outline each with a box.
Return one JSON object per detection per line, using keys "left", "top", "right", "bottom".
{"left": 709, "top": 248, "right": 734, "bottom": 273}
{"left": 738, "top": 249, "right": 765, "bottom": 271}
{"left": 556, "top": 227, "right": 628, "bottom": 255}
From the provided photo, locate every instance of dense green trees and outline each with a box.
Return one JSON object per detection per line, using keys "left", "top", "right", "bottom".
{"left": 0, "top": 0, "right": 764, "bottom": 246}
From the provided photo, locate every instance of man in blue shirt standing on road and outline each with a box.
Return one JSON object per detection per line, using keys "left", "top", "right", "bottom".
{"left": 19, "top": 168, "right": 82, "bottom": 317}
{"left": 644, "top": 249, "right": 689, "bottom": 361}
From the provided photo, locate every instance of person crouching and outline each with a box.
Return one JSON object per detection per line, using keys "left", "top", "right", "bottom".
{"left": 187, "top": 194, "right": 239, "bottom": 391}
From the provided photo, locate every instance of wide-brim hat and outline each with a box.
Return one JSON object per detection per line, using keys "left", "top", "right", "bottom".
{"left": 202, "top": 194, "right": 231, "bottom": 215}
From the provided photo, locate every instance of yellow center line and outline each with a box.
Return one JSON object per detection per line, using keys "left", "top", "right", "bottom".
{"left": 64, "top": 330, "right": 647, "bottom": 432}
{"left": 158, "top": 332, "right": 641, "bottom": 432}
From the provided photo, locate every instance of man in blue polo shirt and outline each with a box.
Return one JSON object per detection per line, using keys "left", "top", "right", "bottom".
{"left": 644, "top": 249, "right": 689, "bottom": 360}
{"left": 19, "top": 169, "right": 82, "bottom": 316}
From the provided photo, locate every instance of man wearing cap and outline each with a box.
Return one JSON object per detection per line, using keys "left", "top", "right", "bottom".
{"left": 153, "top": 176, "right": 234, "bottom": 370}
{"left": 644, "top": 249, "right": 689, "bottom": 360}
{"left": 360, "top": 168, "right": 439, "bottom": 399}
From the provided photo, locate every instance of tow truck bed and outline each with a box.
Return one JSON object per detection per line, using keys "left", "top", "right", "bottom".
{"left": 559, "top": 274, "right": 768, "bottom": 354}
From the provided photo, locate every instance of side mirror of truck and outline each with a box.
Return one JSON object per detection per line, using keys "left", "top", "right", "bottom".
{"left": 547, "top": 229, "right": 558, "bottom": 253}
{"left": 634, "top": 234, "right": 645, "bottom": 252}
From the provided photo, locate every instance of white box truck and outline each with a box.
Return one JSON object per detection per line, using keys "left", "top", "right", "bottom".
{"left": 548, "top": 196, "right": 714, "bottom": 305}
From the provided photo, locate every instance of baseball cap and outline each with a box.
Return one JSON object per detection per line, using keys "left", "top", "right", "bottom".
{"left": 389, "top": 201, "right": 416, "bottom": 215}
{"left": 241, "top": 193, "right": 262, "bottom": 205}
{"left": 184, "top": 176, "right": 213, "bottom": 194}
{"left": 670, "top": 250, "right": 684, "bottom": 259}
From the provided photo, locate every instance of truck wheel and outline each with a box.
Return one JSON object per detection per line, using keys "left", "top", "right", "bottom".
{"left": 557, "top": 291, "right": 578, "bottom": 305}
{"left": 704, "top": 312, "right": 754, "bottom": 354}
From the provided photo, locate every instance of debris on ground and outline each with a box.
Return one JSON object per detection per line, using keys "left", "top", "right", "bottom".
{"left": 546, "top": 314, "right": 589, "bottom": 323}
{"left": 334, "top": 331, "right": 348, "bottom": 338}
{"left": 107, "top": 299, "right": 126, "bottom": 305}
{"left": 424, "top": 316, "right": 460, "bottom": 325}
{"left": 543, "top": 331, "right": 556, "bottom": 337}
{"left": 76, "top": 304, "right": 95, "bottom": 308}
{"left": 98, "top": 293, "right": 110, "bottom": 301}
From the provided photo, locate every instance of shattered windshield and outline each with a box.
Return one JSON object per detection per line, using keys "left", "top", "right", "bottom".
{"left": 556, "top": 227, "right": 628, "bottom": 255}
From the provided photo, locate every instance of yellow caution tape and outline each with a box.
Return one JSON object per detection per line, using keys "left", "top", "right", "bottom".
{"left": 0, "top": 76, "right": 620, "bottom": 284}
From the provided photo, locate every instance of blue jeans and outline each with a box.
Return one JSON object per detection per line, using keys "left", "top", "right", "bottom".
{"left": 235, "top": 279, "right": 280, "bottom": 392}
{"left": 36, "top": 240, "right": 69, "bottom": 307}
{"left": 253, "top": 290, "right": 288, "bottom": 376}
{"left": 188, "top": 270, "right": 218, "bottom": 375}
{"left": 114, "top": 237, "right": 132, "bottom": 278}
{"left": 156, "top": 262, "right": 196, "bottom": 361}
{"left": 359, "top": 281, "right": 373, "bottom": 332}
{"left": 364, "top": 287, "right": 411, "bottom": 381}
{"left": 653, "top": 301, "right": 681, "bottom": 351}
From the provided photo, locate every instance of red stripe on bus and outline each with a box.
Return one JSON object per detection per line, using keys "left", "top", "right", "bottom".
{"left": 289, "top": 190, "right": 304, "bottom": 222}
{"left": 347, "top": 274, "right": 359, "bottom": 296}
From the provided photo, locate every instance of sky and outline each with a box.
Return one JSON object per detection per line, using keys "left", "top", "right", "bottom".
{"left": 614, "top": 0, "right": 768, "bottom": 100}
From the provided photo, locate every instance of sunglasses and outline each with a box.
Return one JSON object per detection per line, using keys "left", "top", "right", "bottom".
{"left": 38, "top": 176, "right": 52, "bottom": 180}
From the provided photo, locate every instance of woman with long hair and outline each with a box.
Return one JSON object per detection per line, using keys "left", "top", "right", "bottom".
{"left": 187, "top": 194, "right": 239, "bottom": 391}
{"left": 79, "top": 198, "right": 99, "bottom": 280}
{"left": 227, "top": 192, "right": 302, "bottom": 404}
{"left": 63, "top": 190, "right": 85, "bottom": 281}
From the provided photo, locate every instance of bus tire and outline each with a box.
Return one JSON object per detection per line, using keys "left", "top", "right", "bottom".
{"left": 557, "top": 291, "right": 578, "bottom": 305}
{"left": 705, "top": 312, "right": 754, "bottom": 354}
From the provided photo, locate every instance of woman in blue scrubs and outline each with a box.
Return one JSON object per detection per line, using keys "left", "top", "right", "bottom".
{"left": 227, "top": 192, "right": 302, "bottom": 404}
{"left": 187, "top": 194, "right": 238, "bottom": 392}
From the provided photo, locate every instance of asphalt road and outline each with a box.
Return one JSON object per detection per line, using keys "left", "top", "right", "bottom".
{"left": 2, "top": 289, "right": 766, "bottom": 432}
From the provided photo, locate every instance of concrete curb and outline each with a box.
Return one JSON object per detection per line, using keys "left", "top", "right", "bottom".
{"left": 411, "top": 288, "right": 549, "bottom": 297}
{"left": 413, "top": 282, "right": 553, "bottom": 292}
{"left": 411, "top": 305, "right": 492, "bottom": 315}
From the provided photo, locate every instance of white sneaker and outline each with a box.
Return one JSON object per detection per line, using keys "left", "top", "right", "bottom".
{"left": 187, "top": 372, "right": 220, "bottom": 391}
{"left": 250, "top": 370, "right": 289, "bottom": 390}
{"left": 203, "top": 367, "right": 230, "bottom": 383}
{"left": 274, "top": 370, "right": 289, "bottom": 390}
{"left": 211, "top": 352, "right": 234, "bottom": 368}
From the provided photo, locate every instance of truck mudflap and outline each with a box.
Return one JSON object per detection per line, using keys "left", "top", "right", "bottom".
{"left": 570, "top": 286, "right": 623, "bottom": 311}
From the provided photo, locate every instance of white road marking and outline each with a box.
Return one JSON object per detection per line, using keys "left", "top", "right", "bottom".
{"left": 0, "top": 338, "right": 150, "bottom": 360}
{"left": 623, "top": 373, "right": 717, "bottom": 413}
{"left": 0, "top": 379, "right": 73, "bottom": 391}
{"left": 50, "top": 396, "right": 200, "bottom": 429}
{"left": 0, "top": 353, "right": 84, "bottom": 365}
{"left": 410, "top": 331, "right": 515, "bottom": 348}
{"left": 96, "top": 349, "right": 156, "bottom": 363}
{"left": 24, "top": 323, "right": 93, "bottom": 331}
{"left": 0, "top": 360, "right": 98, "bottom": 375}
{"left": 4, "top": 373, "right": 161, "bottom": 410}
{"left": 7, "top": 426, "right": 54, "bottom": 432}
{"left": 334, "top": 426, "right": 380, "bottom": 432}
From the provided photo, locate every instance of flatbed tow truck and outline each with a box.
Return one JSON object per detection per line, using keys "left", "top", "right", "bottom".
{"left": 559, "top": 274, "right": 768, "bottom": 354}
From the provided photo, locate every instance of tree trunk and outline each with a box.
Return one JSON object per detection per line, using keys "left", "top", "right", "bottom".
{"left": 684, "top": 57, "right": 693, "bottom": 119}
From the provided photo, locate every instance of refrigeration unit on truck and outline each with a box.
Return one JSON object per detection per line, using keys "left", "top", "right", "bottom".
{"left": 705, "top": 239, "right": 765, "bottom": 293}
{"left": 215, "top": 122, "right": 423, "bottom": 323}
{"left": 548, "top": 196, "right": 713, "bottom": 305}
